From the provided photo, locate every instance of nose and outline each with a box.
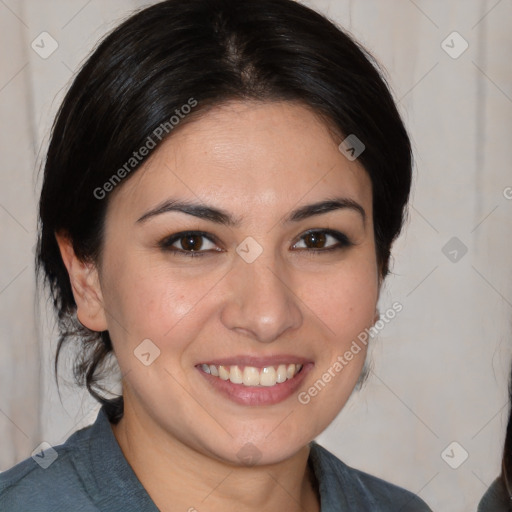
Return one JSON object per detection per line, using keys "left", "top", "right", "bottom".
{"left": 220, "top": 253, "right": 303, "bottom": 343}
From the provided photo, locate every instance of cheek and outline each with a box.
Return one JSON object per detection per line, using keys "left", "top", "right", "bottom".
{"left": 120, "top": 275, "right": 190, "bottom": 336}
{"left": 102, "top": 255, "right": 222, "bottom": 349}
{"left": 303, "top": 260, "right": 379, "bottom": 340}
{"left": 101, "top": 237, "right": 379, "bottom": 361}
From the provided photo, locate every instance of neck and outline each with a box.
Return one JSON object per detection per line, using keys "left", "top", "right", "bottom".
{"left": 111, "top": 401, "right": 320, "bottom": 512}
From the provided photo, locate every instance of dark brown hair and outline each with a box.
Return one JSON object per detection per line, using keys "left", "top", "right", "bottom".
{"left": 36, "top": 0, "right": 413, "bottom": 423}
{"left": 501, "top": 369, "right": 512, "bottom": 508}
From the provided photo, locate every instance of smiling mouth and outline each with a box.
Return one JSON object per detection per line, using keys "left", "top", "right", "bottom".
{"left": 198, "top": 363, "right": 303, "bottom": 387}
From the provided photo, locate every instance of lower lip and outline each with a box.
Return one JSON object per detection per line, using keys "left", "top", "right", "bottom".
{"left": 197, "top": 364, "right": 313, "bottom": 406}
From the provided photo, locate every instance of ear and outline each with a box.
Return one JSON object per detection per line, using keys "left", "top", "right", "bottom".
{"left": 55, "top": 232, "right": 108, "bottom": 332}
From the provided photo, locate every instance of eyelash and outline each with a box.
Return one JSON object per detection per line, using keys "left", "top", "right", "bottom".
{"left": 159, "top": 229, "right": 353, "bottom": 258}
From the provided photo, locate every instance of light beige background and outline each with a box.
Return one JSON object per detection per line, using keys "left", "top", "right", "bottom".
{"left": 1, "top": 1, "right": 511, "bottom": 510}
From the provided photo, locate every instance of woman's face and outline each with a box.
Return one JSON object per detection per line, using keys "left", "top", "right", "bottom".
{"left": 95, "top": 100, "right": 380, "bottom": 465}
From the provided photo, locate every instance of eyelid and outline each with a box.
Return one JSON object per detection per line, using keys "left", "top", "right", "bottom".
{"left": 159, "top": 228, "right": 353, "bottom": 258}
{"left": 159, "top": 230, "right": 222, "bottom": 255}
{"left": 291, "top": 228, "right": 353, "bottom": 250}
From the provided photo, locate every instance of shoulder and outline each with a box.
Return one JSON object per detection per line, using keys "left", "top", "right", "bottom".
{"left": 310, "top": 442, "right": 432, "bottom": 511}
{"left": 0, "top": 423, "right": 98, "bottom": 512}
{"left": 477, "top": 477, "right": 510, "bottom": 512}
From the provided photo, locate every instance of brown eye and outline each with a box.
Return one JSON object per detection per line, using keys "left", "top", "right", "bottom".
{"left": 160, "top": 231, "right": 219, "bottom": 257}
{"left": 303, "top": 231, "right": 327, "bottom": 249}
{"left": 180, "top": 234, "right": 204, "bottom": 251}
{"left": 292, "top": 229, "right": 352, "bottom": 252}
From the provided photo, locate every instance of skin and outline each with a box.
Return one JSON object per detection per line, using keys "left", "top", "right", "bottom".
{"left": 57, "top": 100, "right": 381, "bottom": 512}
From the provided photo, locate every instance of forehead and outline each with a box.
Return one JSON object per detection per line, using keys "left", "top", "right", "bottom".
{"left": 109, "top": 100, "right": 372, "bottom": 221}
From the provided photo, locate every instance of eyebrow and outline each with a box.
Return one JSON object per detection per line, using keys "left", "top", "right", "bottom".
{"left": 136, "top": 196, "right": 366, "bottom": 226}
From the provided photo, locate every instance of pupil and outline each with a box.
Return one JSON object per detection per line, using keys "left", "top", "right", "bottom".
{"left": 306, "top": 232, "right": 326, "bottom": 248}
{"left": 182, "top": 235, "right": 202, "bottom": 251}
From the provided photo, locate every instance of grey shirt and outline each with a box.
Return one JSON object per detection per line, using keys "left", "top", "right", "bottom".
{"left": 477, "top": 477, "right": 511, "bottom": 512}
{"left": 0, "top": 407, "right": 432, "bottom": 511}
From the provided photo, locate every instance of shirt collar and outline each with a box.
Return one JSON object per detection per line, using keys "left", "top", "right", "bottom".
{"left": 70, "top": 406, "right": 159, "bottom": 510}
{"left": 76, "top": 406, "right": 341, "bottom": 510}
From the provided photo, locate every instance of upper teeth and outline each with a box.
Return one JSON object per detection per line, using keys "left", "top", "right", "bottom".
{"left": 200, "top": 364, "right": 303, "bottom": 387}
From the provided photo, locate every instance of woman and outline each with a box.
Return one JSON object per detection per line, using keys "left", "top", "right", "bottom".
{"left": 0, "top": 0, "right": 432, "bottom": 510}
{"left": 478, "top": 367, "right": 512, "bottom": 511}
